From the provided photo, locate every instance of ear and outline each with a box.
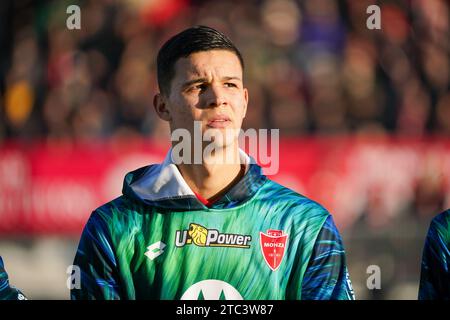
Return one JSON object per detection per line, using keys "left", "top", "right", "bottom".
{"left": 153, "top": 93, "right": 171, "bottom": 121}
{"left": 242, "top": 88, "right": 249, "bottom": 118}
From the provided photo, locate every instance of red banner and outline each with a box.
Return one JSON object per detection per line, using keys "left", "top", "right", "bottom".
{"left": 0, "top": 137, "right": 449, "bottom": 235}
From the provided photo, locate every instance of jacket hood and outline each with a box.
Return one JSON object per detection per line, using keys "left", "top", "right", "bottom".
{"left": 122, "top": 149, "right": 267, "bottom": 211}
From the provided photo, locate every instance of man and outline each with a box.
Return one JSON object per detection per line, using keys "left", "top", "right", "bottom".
{"left": 0, "top": 256, "right": 27, "bottom": 300}
{"left": 419, "top": 209, "right": 450, "bottom": 299}
{"left": 71, "top": 26, "right": 354, "bottom": 300}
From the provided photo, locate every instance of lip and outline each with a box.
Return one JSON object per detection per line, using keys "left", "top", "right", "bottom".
{"left": 206, "top": 115, "right": 231, "bottom": 128}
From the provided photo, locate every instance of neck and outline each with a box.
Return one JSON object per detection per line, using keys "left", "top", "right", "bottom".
{"left": 176, "top": 145, "right": 243, "bottom": 200}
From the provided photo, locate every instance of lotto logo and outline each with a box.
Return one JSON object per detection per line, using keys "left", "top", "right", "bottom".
{"left": 145, "top": 241, "right": 166, "bottom": 260}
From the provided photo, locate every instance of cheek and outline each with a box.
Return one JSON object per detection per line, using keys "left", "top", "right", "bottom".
{"left": 170, "top": 96, "right": 195, "bottom": 116}
{"left": 231, "top": 95, "right": 247, "bottom": 117}
{"left": 170, "top": 99, "right": 205, "bottom": 129}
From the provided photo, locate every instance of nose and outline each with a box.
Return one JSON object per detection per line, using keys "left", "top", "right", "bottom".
{"left": 205, "top": 84, "right": 227, "bottom": 108}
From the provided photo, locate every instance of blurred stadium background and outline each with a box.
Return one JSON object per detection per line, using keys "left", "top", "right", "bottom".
{"left": 0, "top": 0, "right": 449, "bottom": 299}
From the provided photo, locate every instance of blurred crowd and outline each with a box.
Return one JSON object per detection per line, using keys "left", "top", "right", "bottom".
{"left": 0, "top": 0, "right": 449, "bottom": 299}
{"left": 0, "top": 0, "right": 449, "bottom": 143}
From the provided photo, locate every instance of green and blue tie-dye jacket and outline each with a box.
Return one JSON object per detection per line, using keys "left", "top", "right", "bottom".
{"left": 0, "top": 257, "right": 26, "bottom": 300}
{"left": 71, "top": 150, "right": 354, "bottom": 300}
{"left": 419, "top": 209, "right": 450, "bottom": 300}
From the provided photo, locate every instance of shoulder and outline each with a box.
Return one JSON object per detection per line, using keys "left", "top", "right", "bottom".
{"left": 85, "top": 195, "right": 147, "bottom": 231}
{"left": 94, "top": 196, "right": 134, "bottom": 215}
{"left": 428, "top": 209, "right": 450, "bottom": 244}
{"left": 258, "top": 179, "right": 330, "bottom": 222}
{"left": 431, "top": 209, "right": 450, "bottom": 228}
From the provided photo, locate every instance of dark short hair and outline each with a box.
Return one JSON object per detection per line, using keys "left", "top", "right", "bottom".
{"left": 156, "top": 25, "right": 244, "bottom": 96}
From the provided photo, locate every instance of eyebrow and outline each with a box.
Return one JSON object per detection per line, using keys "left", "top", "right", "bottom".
{"left": 182, "top": 76, "right": 242, "bottom": 89}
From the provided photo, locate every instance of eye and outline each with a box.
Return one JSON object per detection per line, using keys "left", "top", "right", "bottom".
{"left": 190, "top": 83, "right": 207, "bottom": 92}
{"left": 225, "top": 83, "right": 237, "bottom": 88}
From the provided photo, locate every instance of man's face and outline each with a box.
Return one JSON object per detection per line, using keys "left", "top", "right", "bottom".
{"left": 155, "top": 50, "right": 248, "bottom": 149}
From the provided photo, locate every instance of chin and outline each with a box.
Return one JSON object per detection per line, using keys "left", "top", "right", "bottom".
{"left": 203, "top": 127, "right": 240, "bottom": 148}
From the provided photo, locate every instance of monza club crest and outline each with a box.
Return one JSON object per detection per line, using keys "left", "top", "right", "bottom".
{"left": 260, "top": 229, "right": 288, "bottom": 271}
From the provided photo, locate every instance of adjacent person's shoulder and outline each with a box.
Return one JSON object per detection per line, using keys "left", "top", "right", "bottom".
{"left": 428, "top": 209, "right": 450, "bottom": 241}
{"left": 431, "top": 209, "right": 450, "bottom": 225}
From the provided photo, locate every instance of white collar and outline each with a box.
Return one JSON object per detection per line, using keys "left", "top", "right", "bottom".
{"left": 130, "top": 148, "right": 251, "bottom": 201}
